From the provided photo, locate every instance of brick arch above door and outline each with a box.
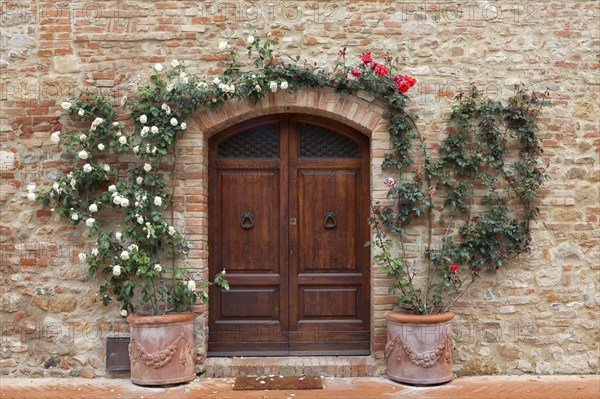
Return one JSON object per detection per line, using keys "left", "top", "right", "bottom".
{"left": 190, "top": 87, "right": 388, "bottom": 139}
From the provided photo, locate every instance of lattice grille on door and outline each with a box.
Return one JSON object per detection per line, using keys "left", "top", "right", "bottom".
{"left": 298, "top": 123, "right": 360, "bottom": 158}
{"left": 217, "top": 123, "right": 279, "bottom": 158}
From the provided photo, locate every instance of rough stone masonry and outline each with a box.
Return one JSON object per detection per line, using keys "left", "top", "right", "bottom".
{"left": 0, "top": 1, "right": 598, "bottom": 378}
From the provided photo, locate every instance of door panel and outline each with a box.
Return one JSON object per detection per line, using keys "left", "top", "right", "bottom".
{"left": 296, "top": 170, "right": 358, "bottom": 273}
{"left": 219, "top": 171, "right": 279, "bottom": 273}
{"left": 208, "top": 115, "right": 369, "bottom": 356}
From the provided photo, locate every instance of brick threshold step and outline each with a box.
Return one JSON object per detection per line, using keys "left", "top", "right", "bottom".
{"left": 204, "top": 356, "right": 381, "bottom": 378}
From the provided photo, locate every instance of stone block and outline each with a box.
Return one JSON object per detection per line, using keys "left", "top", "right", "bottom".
{"left": 53, "top": 55, "right": 79, "bottom": 74}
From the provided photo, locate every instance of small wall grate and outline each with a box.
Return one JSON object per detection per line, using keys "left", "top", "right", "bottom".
{"left": 105, "top": 336, "right": 131, "bottom": 371}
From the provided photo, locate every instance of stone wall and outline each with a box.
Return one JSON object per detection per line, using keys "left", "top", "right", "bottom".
{"left": 1, "top": 0, "right": 598, "bottom": 378}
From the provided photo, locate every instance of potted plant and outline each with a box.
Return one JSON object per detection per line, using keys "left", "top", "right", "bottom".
{"left": 368, "top": 85, "right": 548, "bottom": 384}
{"left": 32, "top": 84, "right": 229, "bottom": 386}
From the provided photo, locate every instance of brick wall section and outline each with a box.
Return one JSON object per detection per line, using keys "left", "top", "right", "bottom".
{"left": 1, "top": 1, "right": 599, "bottom": 378}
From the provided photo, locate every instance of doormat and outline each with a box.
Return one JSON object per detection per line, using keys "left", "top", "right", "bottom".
{"left": 233, "top": 375, "right": 324, "bottom": 390}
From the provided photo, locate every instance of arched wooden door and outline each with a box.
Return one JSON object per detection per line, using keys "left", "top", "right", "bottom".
{"left": 208, "top": 114, "right": 370, "bottom": 356}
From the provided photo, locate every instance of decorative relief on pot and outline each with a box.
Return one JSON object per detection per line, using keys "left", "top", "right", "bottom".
{"left": 129, "top": 332, "right": 195, "bottom": 370}
{"left": 385, "top": 330, "right": 453, "bottom": 368}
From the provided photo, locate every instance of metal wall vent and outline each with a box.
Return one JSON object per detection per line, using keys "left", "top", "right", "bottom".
{"left": 105, "top": 335, "right": 131, "bottom": 371}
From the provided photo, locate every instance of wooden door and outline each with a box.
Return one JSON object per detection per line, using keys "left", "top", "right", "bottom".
{"left": 208, "top": 115, "right": 370, "bottom": 356}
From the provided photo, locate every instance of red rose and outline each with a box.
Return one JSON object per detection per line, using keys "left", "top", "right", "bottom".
{"left": 374, "top": 64, "right": 388, "bottom": 75}
{"left": 405, "top": 75, "right": 417, "bottom": 87}
{"left": 396, "top": 81, "right": 410, "bottom": 93}
{"left": 361, "top": 52, "right": 372, "bottom": 64}
{"left": 450, "top": 263, "right": 459, "bottom": 273}
{"left": 351, "top": 67, "right": 362, "bottom": 77}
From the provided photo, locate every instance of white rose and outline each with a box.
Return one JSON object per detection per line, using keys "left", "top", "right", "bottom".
{"left": 120, "top": 309, "right": 127, "bottom": 317}
{"left": 171, "top": 59, "right": 180, "bottom": 68}
{"left": 78, "top": 108, "right": 84, "bottom": 116}
{"left": 247, "top": 35, "right": 255, "bottom": 45}
{"left": 128, "top": 244, "right": 138, "bottom": 252}
{"left": 71, "top": 213, "right": 79, "bottom": 221}
{"left": 180, "top": 122, "right": 187, "bottom": 130}
{"left": 143, "top": 163, "right": 152, "bottom": 172}
{"left": 139, "top": 114, "right": 147, "bottom": 124}
{"left": 133, "top": 146, "right": 140, "bottom": 154}
{"left": 166, "top": 84, "right": 174, "bottom": 92}
{"left": 92, "top": 117, "right": 104, "bottom": 126}
{"left": 52, "top": 182, "right": 60, "bottom": 191}
{"left": 154, "top": 264, "right": 162, "bottom": 272}
{"left": 60, "top": 101, "right": 71, "bottom": 110}
{"left": 27, "top": 192, "right": 37, "bottom": 201}
{"left": 120, "top": 198, "right": 130, "bottom": 208}
{"left": 168, "top": 226, "right": 176, "bottom": 236}
{"left": 170, "top": 118, "right": 178, "bottom": 126}
{"left": 78, "top": 150, "right": 88, "bottom": 160}
{"left": 269, "top": 81, "right": 278, "bottom": 92}
{"left": 187, "top": 279, "right": 196, "bottom": 291}
{"left": 136, "top": 176, "right": 143, "bottom": 184}
{"left": 103, "top": 164, "right": 110, "bottom": 172}
{"left": 27, "top": 184, "right": 36, "bottom": 192}
{"left": 218, "top": 41, "right": 228, "bottom": 51}
{"left": 120, "top": 250, "right": 129, "bottom": 260}
{"left": 50, "top": 131, "right": 60, "bottom": 143}
{"left": 70, "top": 179, "right": 76, "bottom": 189}
{"left": 78, "top": 252, "right": 87, "bottom": 262}
{"left": 112, "top": 265, "right": 121, "bottom": 276}
{"left": 154, "top": 63, "right": 163, "bottom": 72}
{"left": 136, "top": 215, "right": 144, "bottom": 224}
{"left": 83, "top": 164, "right": 93, "bottom": 173}
{"left": 112, "top": 195, "right": 122, "bottom": 205}
{"left": 280, "top": 80, "right": 288, "bottom": 90}
{"left": 213, "top": 77, "right": 221, "bottom": 85}
{"left": 150, "top": 126, "right": 159, "bottom": 134}
{"left": 115, "top": 232, "right": 122, "bottom": 241}
{"left": 91, "top": 247, "right": 99, "bottom": 256}
{"left": 85, "top": 217, "right": 95, "bottom": 227}
{"left": 89, "top": 203, "right": 98, "bottom": 213}
{"left": 154, "top": 196, "right": 162, "bottom": 206}
{"left": 98, "top": 143, "right": 105, "bottom": 151}
{"left": 108, "top": 184, "right": 117, "bottom": 193}
{"left": 112, "top": 121, "right": 120, "bottom": 127}
{"left": 118, "top": 136, "right": 127, "bottom": 145}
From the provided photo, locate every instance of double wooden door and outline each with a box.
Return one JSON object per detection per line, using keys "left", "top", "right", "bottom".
{"left": 208, "top": 115, "right": 370, "bottom": 356}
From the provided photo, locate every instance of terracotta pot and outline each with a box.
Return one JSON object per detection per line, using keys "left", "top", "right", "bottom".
{"left": 385, "top": 311, "right": 454, "bottom": 385}
{"left": 127, "top": 313, "right": 197, "bottom": 386}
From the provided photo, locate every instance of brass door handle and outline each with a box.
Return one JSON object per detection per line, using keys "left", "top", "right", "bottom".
{"left": 323, "top": 211, "right": 337, "bottom": 229}
{"left": 241, "top": 212, "right": 254, "bottom": 229}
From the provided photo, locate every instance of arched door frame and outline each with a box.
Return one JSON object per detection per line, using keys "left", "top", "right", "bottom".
{"left": 176, "top": 87, "right": 392, "bottom": 365}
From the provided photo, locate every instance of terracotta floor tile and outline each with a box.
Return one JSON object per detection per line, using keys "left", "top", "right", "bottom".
{"left": 0, "top": 375, "right": 598, "bottom": 399}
